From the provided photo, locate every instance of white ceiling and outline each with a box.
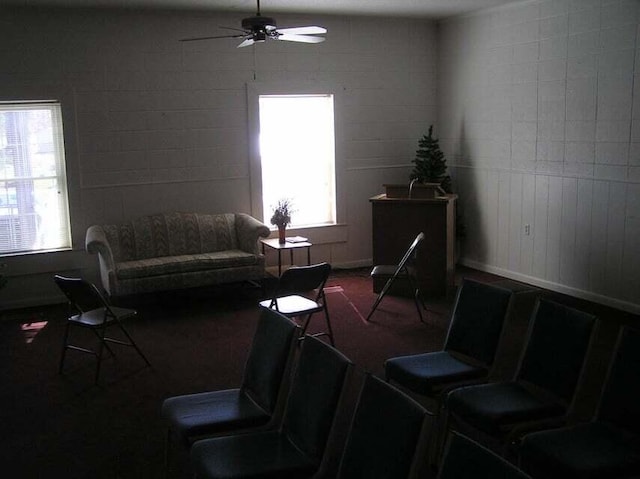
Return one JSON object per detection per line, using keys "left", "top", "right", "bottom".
{"left": 5, "top": 0, "right": 527, "bottom": 19}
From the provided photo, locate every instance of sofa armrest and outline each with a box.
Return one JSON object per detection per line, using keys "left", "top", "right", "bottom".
{"left": 235, "top": 213, "right": 271, "bottom": 254}
{"left": 86, "top": 225, "right": 117, "bottom": 293}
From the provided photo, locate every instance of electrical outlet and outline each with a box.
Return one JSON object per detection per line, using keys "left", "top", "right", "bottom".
{"left": 524, "top": 224, "right": 531, "bottom": 236}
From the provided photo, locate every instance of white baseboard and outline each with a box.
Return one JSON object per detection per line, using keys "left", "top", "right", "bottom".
{"left": 460, "top": 258, "right": 640, "bottom": 315}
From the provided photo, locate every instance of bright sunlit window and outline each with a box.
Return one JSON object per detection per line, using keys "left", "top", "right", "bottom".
{"left": 0, "top": 101, "right": 71, "bottom": 254}
{"left": 259, "top": 94, "right": 336, "bottom": 228}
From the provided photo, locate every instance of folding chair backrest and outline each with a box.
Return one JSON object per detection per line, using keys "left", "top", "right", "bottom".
{"left": 241, "top": 308, "right": 299, "bottom": 415}
{"left": 516, "top": 298, "right": 597, "bottom": 404}
{"left": 282, "top": 335, "right": 352, "bottom": 464}
{"left": 395, "top": 232, "right": 425, "bottom": 274}
{"left": 54, "top": 275, "right": 107, "bottom": 313}
{"left": 596, "top": 326, "right": 640, "bottom": 434}
{"left": 276, "top": 262, "right": 331, "bottom": 297}
{"left": 337, "top": 374, "right": 431, "bottom": 479}
{"left": 444, "top": 279, "right": 513, "bottom": 367}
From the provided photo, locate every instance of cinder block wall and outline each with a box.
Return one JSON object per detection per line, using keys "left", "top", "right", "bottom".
{"left": 438, "top": 0, "right": 640, "bottom": 313}
{"left": 0, "top": 7, "right": 437, "bottom": 308}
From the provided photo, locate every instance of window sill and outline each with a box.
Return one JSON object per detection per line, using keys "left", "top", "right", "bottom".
{"left": 266, "top": 223, "right": 348, "bottom": 245}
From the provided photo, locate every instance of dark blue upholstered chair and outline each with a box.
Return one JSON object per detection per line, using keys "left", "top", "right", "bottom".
{"left": 446, "top": 298, "right": 598, "bottom": 450}
{"left": 161, "top": 308, "right": 299, "bottom": 472}
{"left": 438, "top": 432, "right": 531, "bottom": 479}
{"left": 385, "top": 278, "right": 514, "bottom": 467}
{"left": 336, "top": 374, "right": 433, "bottom": 479}
{"left": 385, "top": 278, "right": 514, "bottom": 399}
{"left": 519, "top": 326, "right": 640, "bottom": 479}
{"left": 189, "top": 335, "right": 353, "bottom": 479}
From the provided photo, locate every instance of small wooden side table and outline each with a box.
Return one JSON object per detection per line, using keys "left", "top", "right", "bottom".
{"left": 260, "top": 238, "right": 312, "bottom": 276}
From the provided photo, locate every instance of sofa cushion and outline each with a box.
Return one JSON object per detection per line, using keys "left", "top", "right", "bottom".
{"left": 116, "top": 250, "right": 258, "bottom": 279}
{"left": 103, "top": 213, "right": 239, "bottom": 262}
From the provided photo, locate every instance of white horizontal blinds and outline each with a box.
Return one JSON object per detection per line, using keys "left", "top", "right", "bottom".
{"left": 0, "top": 102, "right": 71, "bottom": 254}
{"left": 259, "top": 94, "right": 336, "bottom": 228}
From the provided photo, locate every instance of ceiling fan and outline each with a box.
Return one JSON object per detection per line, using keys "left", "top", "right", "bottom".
{"left": 180, "top": 0, "right": 327, "bottom": 48}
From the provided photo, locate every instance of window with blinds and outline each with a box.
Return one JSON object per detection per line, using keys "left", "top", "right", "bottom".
{"left": 0, "top": 102, "right": 71, "bottom": 254}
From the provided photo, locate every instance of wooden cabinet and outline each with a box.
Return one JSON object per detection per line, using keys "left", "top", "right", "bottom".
{"left": 369, "top": 191, "right": 457, "bottom": 298}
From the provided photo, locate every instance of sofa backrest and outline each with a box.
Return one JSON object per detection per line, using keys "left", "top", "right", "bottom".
{"left": 102, "top": 213, "right": 239, "bottom": 261}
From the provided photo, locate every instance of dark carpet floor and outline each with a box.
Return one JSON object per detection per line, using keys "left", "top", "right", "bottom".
{"left": 0, "top": 266, "right": 636, "bottom": 478}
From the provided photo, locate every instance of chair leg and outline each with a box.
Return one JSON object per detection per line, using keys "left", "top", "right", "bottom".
{"left": 366, "top": 276, "right": 394, "bottom": 321}
{"left": 323, "top": 306, "right": 335, "bottom": 346}
{"left": 413, "top": 291, "right": 425, "bottom": 323}
{"left": 95, "top": 325, "right": 108, "bottom": 384}
{"left": 59, "top": 322, "right": 71, "bottom": 374}
{"left": 164, "top": 428, "right": 172, "bottom": 479}
{"left": 409, "top": 277, "right": 426, "bottom": 324}
{"left": 90, "top": 328, "right": 116, "bottom": 357}
{"left": 116, "top": 322, "right": 152, "bottom": 367}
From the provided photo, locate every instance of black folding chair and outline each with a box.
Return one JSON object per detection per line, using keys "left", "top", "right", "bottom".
{"left": 367, "top": 232, "right": 426, "bottom": 323}
{"left": 54, "top": 274, "right": 151, "bottom": 384}
{"left": 259, "top": 262, "right": 334, "bottom": 345}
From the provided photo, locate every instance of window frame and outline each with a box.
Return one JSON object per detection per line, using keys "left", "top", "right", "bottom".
{"left": 0, "top": 100, "right": 72, "bottom": 256}
{"left": 247, "top": 81, "right": 346, "bottom": 242}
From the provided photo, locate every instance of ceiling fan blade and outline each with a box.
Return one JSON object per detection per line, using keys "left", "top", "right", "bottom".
{"left": 219, "top": 25, "right": 250, "bottom": 34}
{"left": 180, "top": 33, "right": 246, "bottom": 42}
{"left": 276, "top": 33, "right": 326, "bottom": 44}
{"left": 276, "top": 26, "right": 327, "bottom": 35}
{"left": 237, "top": 38, "right": 255, "bottom": 48}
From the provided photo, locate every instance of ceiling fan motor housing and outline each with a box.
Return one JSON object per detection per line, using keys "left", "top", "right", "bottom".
{"left": 242, "top": 16, "right": 277, "bottom": 33}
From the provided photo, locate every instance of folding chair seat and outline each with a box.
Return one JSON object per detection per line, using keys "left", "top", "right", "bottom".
{"left": 445, "top": 298, "right": 598, "bottom": 456}
{"left": 54, "top": 274, "right": 151, "bottom": 384}
{"left": 259, "top": 262, "right": 334, "bottom": 345}
{"left": 438, "top": 432, "right": 531, "bottom": 479}
{"left": 161, "top": 308, "right": 299, "bottom": 475}
{"left": 336, "top": 374, "right": 433, "bottom": 479}
{"left": 189, "top": 335, "right": 353, "bottom": 479}
{"left": 519, "top": 326, "right": 640, "bottom": 479}
{"left": 367, "top": 232, "right": 426, "bottom": 322}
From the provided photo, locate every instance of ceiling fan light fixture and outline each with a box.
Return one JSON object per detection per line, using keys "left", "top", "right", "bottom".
{"left": 254, "top": 31, "right": 267, "bottom": 42}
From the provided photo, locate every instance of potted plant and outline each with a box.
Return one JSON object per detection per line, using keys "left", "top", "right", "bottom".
{"left": 411, "top": 125, "right": 465, "bottom": 238}
{"left": 410, "top": 124, "right": 452, "bottom": 194}
{"left": 270, "top": 198, "right": 294, "bottom": 244}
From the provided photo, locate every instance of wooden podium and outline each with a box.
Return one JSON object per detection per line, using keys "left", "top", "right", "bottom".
{"left": 369, "top": 184, "right": 457, "bottom": 298}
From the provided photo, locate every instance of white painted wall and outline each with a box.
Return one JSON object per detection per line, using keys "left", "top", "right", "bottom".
{"left": 438, "top": 0, "right": 640, "bottom": 313}
{"left": 0, "top": 7, "right": 437, "bottom": 308}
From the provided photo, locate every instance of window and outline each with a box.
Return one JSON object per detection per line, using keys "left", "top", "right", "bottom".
{"left": 258, "top": 94, "right": 336, "bottom": 228}
{"left": 0, "top": 102, "right": 71, "bottom": 254}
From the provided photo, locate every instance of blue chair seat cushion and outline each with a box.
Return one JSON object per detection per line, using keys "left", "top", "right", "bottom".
{"left": 385, "top": 351, "right": 487, "bottom": 395}
{"left": 521, "top": 421, "right": 640, "bottom": 478}
{"left": 190, "top": 430, "right": 317, "bottom": 479}
{"left": 447, "top": 382, "right": 565, "bottom": 435}
{"left": 161, "top": 388, "right": 270, "bottom": 441}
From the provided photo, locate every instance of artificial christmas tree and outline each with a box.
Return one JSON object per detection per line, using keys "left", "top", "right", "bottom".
{"left": 410, "top": 125, "right": 452, "bottom": 193}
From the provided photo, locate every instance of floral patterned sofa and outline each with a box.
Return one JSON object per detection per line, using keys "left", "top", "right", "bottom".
{"left": 85, "top": 212, "right": 270, "bottom": 297}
